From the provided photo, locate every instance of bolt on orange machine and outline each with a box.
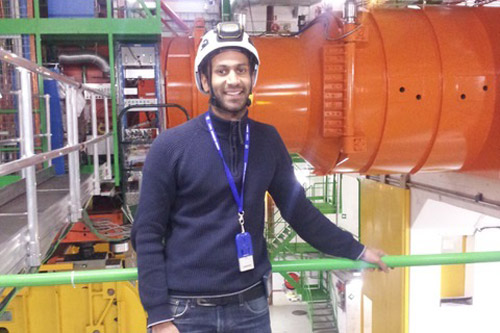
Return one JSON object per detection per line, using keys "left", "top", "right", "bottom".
{"left": 162, "top": 6, "right": 500, "bottom": 176}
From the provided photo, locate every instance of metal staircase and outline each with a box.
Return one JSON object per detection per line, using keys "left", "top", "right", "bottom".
{"left": 304, "top": 272, "right": 338, "bottom": 333}
{"left": 266, "top": 209, "right": 297, "bottom": 261}
{"left": 310, "top": 301, "right": 338, "bottom": 333}
{"left": 267, "top": 224, "right": 296, "bottom": 261}
{"left": 266, "top": 155, "right": 342, "bottom": 333}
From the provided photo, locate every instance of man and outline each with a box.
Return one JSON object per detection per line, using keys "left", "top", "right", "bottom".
{"left": 131, "top": 22, "right": 388, "bottom": 333}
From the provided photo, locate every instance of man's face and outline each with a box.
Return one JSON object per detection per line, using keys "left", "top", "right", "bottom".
{"left": 201, "top": 50, "right": 252, "bottom": 115}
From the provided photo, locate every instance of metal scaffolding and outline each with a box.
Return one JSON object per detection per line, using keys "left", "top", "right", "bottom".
{"left": 0, "top": 47, "right": 112, "bottom": 272}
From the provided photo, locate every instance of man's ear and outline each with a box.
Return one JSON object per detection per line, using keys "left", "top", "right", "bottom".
{"left": 201, "top": 73, "right": 210, "bottom": 93}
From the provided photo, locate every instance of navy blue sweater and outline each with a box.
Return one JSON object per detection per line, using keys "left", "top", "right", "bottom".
{"left": 131, "top": 110, "right": 365, "bottom": 326}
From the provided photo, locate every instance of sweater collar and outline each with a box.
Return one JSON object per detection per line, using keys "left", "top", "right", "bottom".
{"left": 206, "top": 107, "right": 249, "bottom": 141}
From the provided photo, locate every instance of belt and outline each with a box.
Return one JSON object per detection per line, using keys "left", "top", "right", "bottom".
{"left": 170, "top": 283, "right": 266, "bottom": 307}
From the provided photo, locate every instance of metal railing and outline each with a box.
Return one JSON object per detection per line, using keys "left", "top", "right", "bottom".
{"left": 0, "top": 47, "right": 113, "bottom": 267}
{"left": 1, "top": 251, "right": 500, "bottom": 288}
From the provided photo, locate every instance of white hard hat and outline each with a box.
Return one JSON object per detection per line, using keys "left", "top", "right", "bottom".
{"left": 194, "top": 22, "right": 260, "bottom": 94}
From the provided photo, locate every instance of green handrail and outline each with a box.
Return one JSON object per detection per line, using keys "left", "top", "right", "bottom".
{"left": 0, "top": 268, "right": 137, "bottom": 288}
{"left": 1, "top": 252, "right": 500, "bottom": 288}
{"left": 272, "top": 251, "right": 500, "bottom": 272}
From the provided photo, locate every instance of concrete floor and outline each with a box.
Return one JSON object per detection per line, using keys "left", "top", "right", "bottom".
{"left": 270, "top": 291, "right": 312, "bottom": 333}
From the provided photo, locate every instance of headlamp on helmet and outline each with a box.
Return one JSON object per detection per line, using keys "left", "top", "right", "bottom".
{"left": 216, "top": 22, "right": 244, "bottom": 41}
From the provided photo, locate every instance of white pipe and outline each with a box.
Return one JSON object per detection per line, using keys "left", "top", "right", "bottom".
{"left": 19, "top": 68, "right": 41, "bottom": 267}
{"left": 44, "top": 94, "right": 52, "bottom": 167}
{"left": 66, "top": 86, "right": 81, "bottom": 222}
{"left": 104, "top": 98, "right": 112, "bottom": 180}
{"left": 91, "top": 94, "right": 100, "bottom": 195}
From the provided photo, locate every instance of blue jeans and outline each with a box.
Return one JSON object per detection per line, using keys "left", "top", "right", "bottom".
{"left": 166, "top": 295, "right": 272, "bottom": 333}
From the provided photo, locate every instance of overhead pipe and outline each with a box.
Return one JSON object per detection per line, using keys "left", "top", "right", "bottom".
{"left": 161, "top": 18, "right": 179, "bottom": 36}
{"left": 231, "top": 0, "right": 322, "bottom": 13}
{"left": 160, "top": 1, "right": 190, "bottom": 32}
{"left": 1, "top": 252, "right": 500, "bottom": 288}
{"left": 58, "top": 53, "right": 110, "bottom": 74}
{"left": 366, "top": 175, "right": 500, "bottom": 210}
{"left": 0, "top": 48, "right": 109, "bottom": 97}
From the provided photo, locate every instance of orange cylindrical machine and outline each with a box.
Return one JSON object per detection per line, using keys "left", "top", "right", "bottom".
{"left": 163, "top": 7, "right": 500, "bottom": 176}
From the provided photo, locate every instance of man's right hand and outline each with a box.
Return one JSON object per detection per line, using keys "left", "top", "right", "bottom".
{"left": 360, "top": 247, "right": 390, "bottom": 273}
{"left": 152, "top": 321, "right": 179, "bottom": 333}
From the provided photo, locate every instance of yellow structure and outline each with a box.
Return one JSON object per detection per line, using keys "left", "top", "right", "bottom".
{"left": 360, "top": 179, "right": 410, "bottom": 333}
{"left": 440, "top": 236, "right": 467, "bottom": 298}
{"left": 0, "top": 281, "right": 146, "bottom": 333}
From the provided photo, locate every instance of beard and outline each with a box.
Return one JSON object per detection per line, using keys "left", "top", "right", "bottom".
{"left": 210, "top": 90, "right": 250, "bottom": 116}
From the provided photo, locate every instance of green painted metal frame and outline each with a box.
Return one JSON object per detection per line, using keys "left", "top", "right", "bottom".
{"left": 222, "top": 0, "right": 232, "bottom": 21}
{"left": 357, "top": 177, "right": 361, "bottom": 240}
{"left": 0, "top": 18, "right": 161, "bottom": 35}
{"left": 286, "top": 243, "right": 318, "bottom": 254}
{"left": 267, "top": 157, "right": 337, "bottom": 261}
{"left": 0, "top": 175, "right": 22, "bottom": 188}
{"left": 1, "top": 252, "right": 500, "bottom": 288}
{"left": 136, "top": 0, "right": 154, "bottom": 18}
{"left": 0, "top": 0, "right": 161, "bottom": 35}
{"left": 290, "top": 153, "right": 305, "bottom": 164}
{"left": 281, "top": 272, "right": 300, "bottom": 290}
{"left": 108, "top": 33, "right": 120, "bottom": 186}
{"left": 268, "top": 224, "right": 297, "bottom": 261}
{"left": 0, "top": 109, "right": 40, "bottom": 114}
{"left": 0, "top": 0, "right": 162, "bottom": 186}
{"left": 35, "top": 33, "right": 49, "bottom": 168}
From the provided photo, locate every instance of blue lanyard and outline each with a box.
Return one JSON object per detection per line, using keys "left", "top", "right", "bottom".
{"left": 205, "top": 113, "right": 250, "bottom": 217}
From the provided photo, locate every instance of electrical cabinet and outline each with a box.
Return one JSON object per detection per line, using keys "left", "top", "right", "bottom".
{"left": 116, "top": 43, "right": 163, "bottom": 208}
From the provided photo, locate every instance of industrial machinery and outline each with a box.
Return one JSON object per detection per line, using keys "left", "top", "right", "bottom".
{"left": 162, "top": 7, "right": 500, "bottom": 176}
{"left": 2, "top": 1, "right": 500, "bottom": 333}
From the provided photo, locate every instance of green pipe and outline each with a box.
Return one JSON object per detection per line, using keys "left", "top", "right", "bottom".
{"left": 108, "top": 33, "right": 120, "bottom": 186}
{"left": 1, "top": 252, "right": 500, "bottom": 288}
{"left": 0, "top": 268, "right": 137, "bottom": 288}
{"left": 272, "top": 251, "right": 500, "bottom": 272}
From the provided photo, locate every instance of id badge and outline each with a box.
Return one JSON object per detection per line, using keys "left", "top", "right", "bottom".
{"left": 235, "top": 232, "right": 254, "bottom": 272}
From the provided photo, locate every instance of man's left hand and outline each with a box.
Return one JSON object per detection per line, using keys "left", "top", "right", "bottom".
{"left": 360, "top": 247, "right": 390, "bottom": 273}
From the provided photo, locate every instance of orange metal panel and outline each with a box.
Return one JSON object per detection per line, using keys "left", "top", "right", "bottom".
{"left": 162, "top": 8, "right": 500, "bottom": 177}
{"left": 137, "top": 79, "right": 156, "bottom": 98}
{"left": 358, "top": 9, "right": 443, "bottom": 174}
{"left": 416, "top": 8, "right": 495, "bottom": 172}
{"left": 451, "top": 8, "right": 500, "bottom": 178}
{"left": 164, "top": 37, "right": 200, "bottom": 127}
{"left": 62, "top": 211, "right": 123, "bottom": 243}
{"left": 251, "top": 37, "right": 311, "bottom": 153}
